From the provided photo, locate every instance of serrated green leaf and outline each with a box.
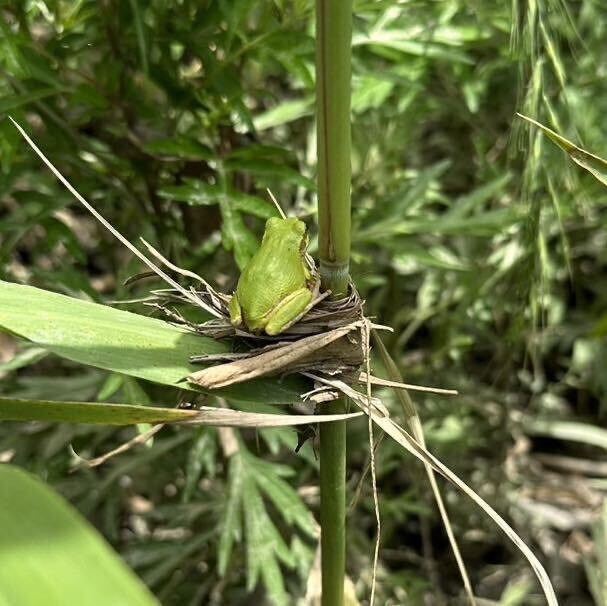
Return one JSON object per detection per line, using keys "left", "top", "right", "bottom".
{"left": 259, "top": 557, "right": 290, "bottom": 606}
{"left": 246, "top": 453, "right": 315, "bottom": 535}
{"left": 183, "top": 429, "right": 217, "bottom": 502}
{"left": 0, "top": 280, "right": 308, "bottom": 404}
{"left": 218, "top": 453, "right": 244, "bottom": 575}
{"left": 243, "top": 477, "right": 292, "bottom": 602}
{"left": 0, "top": 465, "right": 159, "bottom": 606}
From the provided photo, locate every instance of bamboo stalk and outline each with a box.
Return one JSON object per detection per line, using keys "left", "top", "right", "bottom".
{"left": 315, "top": 1, "right": 353, "bottom": 605}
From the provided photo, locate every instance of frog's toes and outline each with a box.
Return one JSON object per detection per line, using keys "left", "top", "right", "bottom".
{"left": 228, "top": 294, "right": 243, "bottom": 327}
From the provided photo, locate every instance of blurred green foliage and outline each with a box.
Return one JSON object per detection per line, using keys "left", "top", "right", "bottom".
{"left": 1, "top": 0, "right": 607, "bottom": 604}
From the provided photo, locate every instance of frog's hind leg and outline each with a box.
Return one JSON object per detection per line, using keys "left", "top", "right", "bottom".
{"left": 265, "top": 287, "right": 329, "bottom": 335}
{"left": 264, "top": 288, "right": 313, "bottom": 336}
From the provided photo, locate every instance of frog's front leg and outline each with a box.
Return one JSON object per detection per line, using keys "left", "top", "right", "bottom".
{"left": 229, "top": 293, "right": 243, "bottom": 328}
{"left": 265, "top": 287, "right": 312, "bottom": 336}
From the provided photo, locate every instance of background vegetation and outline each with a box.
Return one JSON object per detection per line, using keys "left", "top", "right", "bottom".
{"left": 1, "top": 1, "right": 607, "bottom": 604}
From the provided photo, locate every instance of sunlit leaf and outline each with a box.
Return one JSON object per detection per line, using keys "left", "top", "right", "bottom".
{"left": 253, "top": 98, "right": 313, "bottom": 131}
{"left": 0, "top": 465, "right": 159, "bottom": 606}
{"left": 0, "top": 397, "right": 197, "bottom": 425}
{"left": 0, "top": 280, "right": 307, "bottom": 404}
{"left": 518, "top": 113, "right": 607, "bottom": 188}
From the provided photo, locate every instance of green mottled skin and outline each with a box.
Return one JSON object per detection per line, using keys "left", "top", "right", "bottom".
{"left": 229, "top": 217, "right": 315, "bottom": 335}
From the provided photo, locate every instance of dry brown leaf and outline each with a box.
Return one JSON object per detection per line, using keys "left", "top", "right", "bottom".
{"left": 188, "top": 323, "right": 361, "bottom": 389}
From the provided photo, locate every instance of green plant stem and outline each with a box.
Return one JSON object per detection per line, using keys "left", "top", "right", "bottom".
{"left": 319, "top": 401, "right": 347, "bottom": 606}
{"left": 315, "top": 1, "right": 352, "bottom": 605}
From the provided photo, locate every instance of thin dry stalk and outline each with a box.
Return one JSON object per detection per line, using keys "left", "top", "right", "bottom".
{"left": 362, "top": 320, "right": 381, "bottom": 605}
{"left": 71, "top": 423, "right": 165, "bottom": 469}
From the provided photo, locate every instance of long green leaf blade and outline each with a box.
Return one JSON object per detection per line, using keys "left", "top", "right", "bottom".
{"left": 0, "top": 397, "right": 196, "bottom": 425}
{"left": 0, "top": 397, "right": 362, "bottom": 426}
{"left": 0, "top": 281, "right": 306, "bottom": 404}
{"left": 0, "top": 465, "right": 159, "bottom": 606}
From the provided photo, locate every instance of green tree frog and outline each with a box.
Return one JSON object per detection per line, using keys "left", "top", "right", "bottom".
{"left": 229, "top": 216, "right": 319, "bottom": 335}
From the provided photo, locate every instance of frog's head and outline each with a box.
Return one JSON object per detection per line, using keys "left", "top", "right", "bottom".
{"left": 263, "top": 217, "right": 307, "bottom": 250}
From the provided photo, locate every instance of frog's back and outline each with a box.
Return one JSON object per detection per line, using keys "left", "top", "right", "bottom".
{"left": 237, "top": 230, "right": 308, "bottom": 323}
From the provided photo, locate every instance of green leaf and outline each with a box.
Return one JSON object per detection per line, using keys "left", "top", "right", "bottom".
{"left": 352, "top": 74, "right": 394, "bottom": 113}
{"left": 253, "top": 98, "right": 313, "bottom": 131}
{"left": 0, "top": 465, "right": 159, "bottom": 606}
{"left": 218, "top": 447, "right": 311, "bottom": 605}
{"left": 218, "top": 453, "right": 244, "bottom": 575}
{"left": 142, "top": 137, "right": 212, "bottom": 161}
{"left": 0, "top": 346, "right": 47, "bottom": 372}
{"left": 183, "top": 430, "right": 217, "bottom": 502}
{"left": 158, "top": 182, "right": 277, "bottom": 219}
{"left": 518, "top": 113, "right": 607, "bottom": 188}
{"left": 128, "top": 0, "right": 149, "bottom": 74}
{"left": 220, "top": 204, "right": 260, "bottom": 270}
{"left": 0, "top": 397, "right": 197, "bottom": 425}
{"left": 0, "top": 88, "right": 62, "bottom": 113}
{"left": 353, "top": 30, "right": 473, "bottom": 63}
{"left": 248, "top": 454, "right": 315, "bottom": 535}
{"left": 243, "top": 476, "right": 292, "bottom": 603}
{"left": 358, "top": 208, "right": 519, "bottom": 240}
{"left": 231, "top": 192, "right": 279, "bottom": 219}
{"left": 157, "top": 182, "right": 220, "bottom": 206}
{"left": 224, "top": 157, "right": 316, "bottom": 190}
{"left": 391, "top": 244, "right": 469, "bottom": 273}
{"left": 122, "top": 376, "right": 154, "bottom": 436}
{"left": 0, "top": 281, "right": 307, "bottom": 404}
{"left": 525, "top": 419, "right": 607, "bottom": 452}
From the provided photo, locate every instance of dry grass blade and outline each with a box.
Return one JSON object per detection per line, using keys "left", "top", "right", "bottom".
{"left": 302, "top": 371, "right": 389, "bottom": 417}
{"left": 71, "top": 423, "right": 165, "bottom": 469}
{"left": 353, "top": 389, "right": 558, "bottom": 606}
{"left": 188, "top": 323, "right": 361, "bottom": 389}
{"left": 362, "top": 321, "right": 381, "bottom": 605}
{"left": 9, "top": 117, "right": 222, "bottom": 319}
{"left": 179, "top": 406, "right": 362, "bottom": 427}
{"left": 356, "top": 372, "right": 458, "bottom": 396}
{"left": 139, "top": 237, "right": 213, "bottom": 289}
{"left": 373, "top": 331, "right": 476, "bottom": 605}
